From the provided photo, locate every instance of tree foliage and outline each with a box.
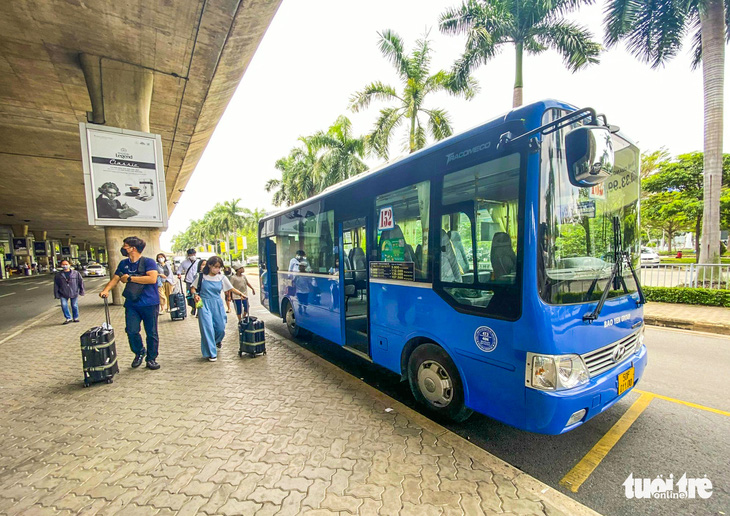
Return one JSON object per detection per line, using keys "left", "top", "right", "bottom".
{"left": 439, "top": 0, "right": 600, "bottom": 107}
{"left": 349, "top": 29, "right": 477, "bottom": 159}
{"left": 641, "top": 152, "right": 730, "bottom": 257}
{"left": 266, "top": 116, "right": 368, "bottom": 207}
{"left": 171, "top": 200, "right": 266, "bottom": 259}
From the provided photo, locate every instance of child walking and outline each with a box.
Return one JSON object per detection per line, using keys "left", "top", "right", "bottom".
{"left": 190, "top": 256, "right": 246, "bottom": 361}
{"left": 230, "top": 263, "right": 256, "bottom": 321}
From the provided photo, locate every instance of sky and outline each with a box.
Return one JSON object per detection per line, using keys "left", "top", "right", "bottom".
{"left": 161, "top": 0, "right": 729, "bottom": 250}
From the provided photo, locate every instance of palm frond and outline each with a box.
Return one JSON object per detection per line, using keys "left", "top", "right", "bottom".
{"left": 534, "top": 20, "right": 601, "bottom": 71}
{"left": 369, "top": 107, "right": 404, "bottom": 160}
{"left": 349, "top": 81, "right": 400, "bottom": 112}
{"left": 689, "top": 12, "right": 702, "bottom": 69}
{"left": 604, "top": 0, "right": 688, "bottom": 68}
{"left": 378, "top": 29, "right": 410, "bottom": 78}
{"left": 425, "top": 108, "right": 454, "bottom": 142}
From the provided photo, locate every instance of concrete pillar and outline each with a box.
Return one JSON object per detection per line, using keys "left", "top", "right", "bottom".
{"left": 82, "top": 54, "right": 157, "bottom": 304}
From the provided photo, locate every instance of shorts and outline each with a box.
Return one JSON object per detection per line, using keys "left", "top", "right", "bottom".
{"left": 233, "top": 298, "right": 249, "bottom": 315}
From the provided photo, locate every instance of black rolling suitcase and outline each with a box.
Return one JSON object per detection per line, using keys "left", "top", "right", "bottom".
{"left": 170, "top": 278, "right": 187, "bottom": 321}
{"left": 238, "top": 316, "right": 266, "bottom": 357}
{"left": 80, "top": 298, "right": 119, "bottom": 387}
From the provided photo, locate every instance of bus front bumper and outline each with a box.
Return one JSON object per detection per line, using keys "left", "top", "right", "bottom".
{"left": 524, "top": 344, "right": 648, "bottom": 434}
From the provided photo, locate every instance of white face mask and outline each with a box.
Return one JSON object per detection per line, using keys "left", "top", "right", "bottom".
{"left": 62, "top": 265, "right": 70, "bottom": 270}
{"left": 158, "top": 258, "right": 165, "bottom": 263}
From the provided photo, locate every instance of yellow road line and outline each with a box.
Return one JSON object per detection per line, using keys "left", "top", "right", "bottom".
{"left": 559, "top": 392, "right": 654, "bottom": 493}
{"left": 634, "top": 389, "right": 730, "bottom": 417}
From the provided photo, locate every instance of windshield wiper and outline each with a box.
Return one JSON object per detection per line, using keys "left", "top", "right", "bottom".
{"left": 583, "top": 217, "right": 646, "bottom": 322}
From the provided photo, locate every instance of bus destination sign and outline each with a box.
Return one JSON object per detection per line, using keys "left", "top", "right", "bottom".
{"left": 370, "top": 261, "right": 415, "bottom": 281}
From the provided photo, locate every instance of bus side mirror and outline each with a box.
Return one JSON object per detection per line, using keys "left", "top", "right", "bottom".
{"left": 565, "top": 126, "right": 614, "bottom": 187}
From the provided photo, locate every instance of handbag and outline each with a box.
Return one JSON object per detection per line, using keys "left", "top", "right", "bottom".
{"left": 122, "top": 257, "right": 147, "bottom": 302}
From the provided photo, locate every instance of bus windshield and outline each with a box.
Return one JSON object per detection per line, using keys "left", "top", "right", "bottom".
{"left": 539, "top": 110, "right": 640, "bottom": 304}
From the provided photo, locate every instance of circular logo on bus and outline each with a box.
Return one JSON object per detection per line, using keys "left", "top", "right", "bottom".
{"left": 474, "top": 326, "right": 498, "bottom": 353}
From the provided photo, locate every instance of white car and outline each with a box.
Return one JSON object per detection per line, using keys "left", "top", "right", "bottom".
{"left": 246, "top": 256, "right": 259, "bottom": 266}
{"left": 83, "top": 263, "right": 107, "bottom": 277}
{"left": 640, "top": 247, "right": 660, "bottom": 267}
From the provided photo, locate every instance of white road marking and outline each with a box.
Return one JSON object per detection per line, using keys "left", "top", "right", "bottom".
{"left": 0, "top": 293, "right": 16, "bottom": 298}
{"left": 26, "top": 287, "right": 39, "bottom": 291}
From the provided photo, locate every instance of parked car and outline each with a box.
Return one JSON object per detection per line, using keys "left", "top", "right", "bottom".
{"left": 640, "top": 247, "right": 660, "bottom": 266}
{"left": 83, "top": 263, "right": 107, "bottom": 277}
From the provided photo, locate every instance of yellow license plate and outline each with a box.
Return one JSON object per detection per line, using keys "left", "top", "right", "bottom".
{"left": 618, "top": 366, "right": 635, "bottom": 396}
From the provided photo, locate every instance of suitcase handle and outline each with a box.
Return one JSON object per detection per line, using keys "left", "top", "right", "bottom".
{"left": 103, "top": 297, "right": 111, "bottom": 327}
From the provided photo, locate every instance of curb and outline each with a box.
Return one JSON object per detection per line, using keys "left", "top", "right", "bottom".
{"left": 645, "top": 316, "right": 730, "bottom": 336}
{"left": 270, "top": 330, "right": 602, "bottom": 516}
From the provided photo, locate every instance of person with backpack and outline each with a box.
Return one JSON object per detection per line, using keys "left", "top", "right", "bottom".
{"left": 99, "top": 236, "right": 160, "bottom": 370}
{"left": 156, "top": 253, "right": 174, "bottom": 314}
{"left": 189, "top": 256, "right": 246, "bottom": 362}
{"left": 53, "top": 259, "right": 85, "bottom": 324}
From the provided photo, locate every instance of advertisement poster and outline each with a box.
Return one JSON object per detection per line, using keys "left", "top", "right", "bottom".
{"left": 61, "top": 246, "right": 71, "bottom": 256}
{"left": 34, "top": 241, "right": 47, "bottom": 256}
{"left": 80, "top": 124, "right": 168, "bottom": 228}
{"left": 12, "top": 238, "right": 29, "bottom": 256}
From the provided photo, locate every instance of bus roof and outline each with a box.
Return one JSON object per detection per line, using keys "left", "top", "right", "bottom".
{"left": 260, "top": 99, "right": 576, "bottom": 223}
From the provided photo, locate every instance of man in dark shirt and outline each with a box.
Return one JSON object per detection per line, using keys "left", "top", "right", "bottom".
{"left": 99, "top": 236, "right": 161, "bottom": 370}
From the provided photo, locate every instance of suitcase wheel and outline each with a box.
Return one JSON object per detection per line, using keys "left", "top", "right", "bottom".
{"left": 238, "top": 351, "right": 243, "bottom": 358}
{"left": 106, "top": 378, "right": 114, "bottom": 384}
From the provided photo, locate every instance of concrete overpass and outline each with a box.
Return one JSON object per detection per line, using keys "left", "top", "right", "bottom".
{"left": 0, "top": 0, "right": 281, "bottom": 285}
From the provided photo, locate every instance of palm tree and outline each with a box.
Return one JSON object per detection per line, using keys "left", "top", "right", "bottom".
{"left": 310, "top": 115, "right": 368, "bottom": 187}
{"left": 439, "top": 0, "right": 601, "bottom": 107}
{"left": 267, "top": 137, "right": 321, "bottom": 206}
{"left": 350, "top": 29, "right": 477, "bottom": 160}
{"left": 604, "top": 0, "right": 725, "bottom": 264}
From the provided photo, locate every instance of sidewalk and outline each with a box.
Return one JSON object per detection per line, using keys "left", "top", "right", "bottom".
{"left": 0, "top": 295, "right": 598, "bottom": 515}
{"left": 644, "top": 301, "right": 730, "bottom": 336}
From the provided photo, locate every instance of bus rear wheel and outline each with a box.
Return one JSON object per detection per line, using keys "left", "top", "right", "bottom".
{"left": 407, "top": 343, "right": 473, "bottom": 423}
{"left": 285, "top": 302, "right": 300, "bottom": 338}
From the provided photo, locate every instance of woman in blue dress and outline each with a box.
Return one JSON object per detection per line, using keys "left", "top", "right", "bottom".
{"left": 190, "top": 256, "right": 246, "bottom": 361}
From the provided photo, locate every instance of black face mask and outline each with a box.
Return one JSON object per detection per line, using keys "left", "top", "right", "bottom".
{"left": 120, "top": 247, "right": 129, "bottom": 257}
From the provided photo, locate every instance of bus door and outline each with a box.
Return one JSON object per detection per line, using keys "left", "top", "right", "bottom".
{"left": 341, "top": 217, "right": 369, "bottom": 356}
{"left": 261, "top": 237, "right": 279, "bottom": 315}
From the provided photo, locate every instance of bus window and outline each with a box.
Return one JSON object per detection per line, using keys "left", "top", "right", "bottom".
{"left": 275, "top": 207, "right": 335, "bottom": 274}
{"left": 439, "top": 153, "right": 521, "bottom": 313}
{"left": 375, "top": 181, "right": 430, "bottom": 280}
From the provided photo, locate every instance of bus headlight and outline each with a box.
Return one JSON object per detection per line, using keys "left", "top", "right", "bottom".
{"left": 527, "top": 353, "right": 589, "bottom": 391}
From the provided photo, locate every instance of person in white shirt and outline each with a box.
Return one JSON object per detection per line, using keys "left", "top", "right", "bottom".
{"left": 189, "top": 256, "right": 246, "bottom": 362}
{"left": 178, "top": 248, "right": 201, "bottom": 314}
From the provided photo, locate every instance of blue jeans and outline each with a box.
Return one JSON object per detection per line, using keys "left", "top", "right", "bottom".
{"left": 60, "top": 297, "right": 79, "bottom": 320}
{"left": 124, "top": 304, "right": 159, "bottom": 361}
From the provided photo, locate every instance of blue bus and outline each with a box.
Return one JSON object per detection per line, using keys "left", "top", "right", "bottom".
{"left": 258, "top": 100, "right": 647, "bottom": 434}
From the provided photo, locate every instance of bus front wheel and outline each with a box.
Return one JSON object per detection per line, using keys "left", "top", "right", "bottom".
{"left": 407, "top": 344, "right": 473, "bottom": 423}
{"left": 285, "top": 302, "right": 300, "bottom": 338}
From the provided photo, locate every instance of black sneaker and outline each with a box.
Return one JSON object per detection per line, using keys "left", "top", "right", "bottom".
{"left": 72, "top": 319, "right": 80, "bottom": 323}
{"left": 216, "top": 342, "right": 222, "bottom": 349}
{"left": 131, "top": 353, "right": 145, "bottom": 368}
{"left": 63, "top": 320, "right": 72, "bottom": 325}
{"left": 146, "top": 360, "right": 160, "bottom": 370}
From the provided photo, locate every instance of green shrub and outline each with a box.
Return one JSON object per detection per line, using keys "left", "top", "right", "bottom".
{"left": 643, "top": 286, "right": 730, "bottom": 307}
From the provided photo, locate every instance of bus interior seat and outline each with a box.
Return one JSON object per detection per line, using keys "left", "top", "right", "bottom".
{"left": 342, "top": 255, "right": 356, "bottom": 310}
{"left": 440, "top": 230, "right": 462, "bottom": 283}
{"left": 491, "top": 232, "right": 516, "bottom": 279}
{"left": 350, "top": 247, "right": 367, "bottom": 294}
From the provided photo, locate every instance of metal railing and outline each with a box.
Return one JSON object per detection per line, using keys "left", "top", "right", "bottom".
{"left": 639, "top": 264, "right": 730, "bottom": 290}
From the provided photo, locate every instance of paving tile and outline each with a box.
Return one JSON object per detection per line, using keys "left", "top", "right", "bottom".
{"left": 0, "top": 296, "right": 594, "bottom": 516}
